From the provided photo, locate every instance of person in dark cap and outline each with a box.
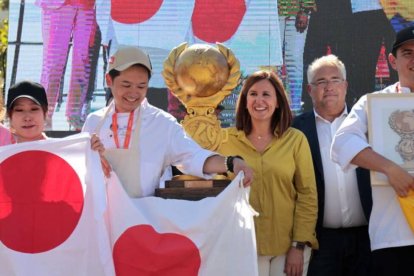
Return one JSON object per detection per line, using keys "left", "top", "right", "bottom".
{"left": 331, "top": 25, "right": 414, "bottom": 276}
{"left": 6, "top": 81, "right": 49, "bottom": 143}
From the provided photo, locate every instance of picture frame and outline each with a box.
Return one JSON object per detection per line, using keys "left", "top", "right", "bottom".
{"left": 367, "top": 93, "right": 414, "bottom": 185}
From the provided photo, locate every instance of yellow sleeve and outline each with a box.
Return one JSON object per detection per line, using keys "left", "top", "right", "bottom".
{"left": 292, "top": 132, "right": 318, "bottom": 248}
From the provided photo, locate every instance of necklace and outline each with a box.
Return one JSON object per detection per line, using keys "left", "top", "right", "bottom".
{"left": 251, "top": 133, "right": 272, "bottom": 141}
{"left": 257, "top": 135, "right": 271, "bottom": 140}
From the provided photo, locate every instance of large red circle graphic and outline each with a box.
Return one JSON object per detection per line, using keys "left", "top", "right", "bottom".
{"left": 192, "top": 0, "right": 246, "bottom": 43}
{"left": 113, "top": 224, "right": 201, "bottom": 275}
{"left": 111, "top": 0, "right": 163, "bottom": 24}
{"left": 0, "top": 150, "right": 84, "bottom": 253}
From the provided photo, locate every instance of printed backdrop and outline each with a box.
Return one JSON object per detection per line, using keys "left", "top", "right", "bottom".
{"left": 5, "top": 0, "right": 413, "bottom": 131}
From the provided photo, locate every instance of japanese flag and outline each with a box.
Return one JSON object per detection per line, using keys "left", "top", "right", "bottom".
{"left": 107, "top": 172, "right": 258, "bottom": 276}
{"left": 0, "top": 133, "right": 258, "bottom": 275}
{"left": 0, "top": 134, "right": 114, "bottom": 276}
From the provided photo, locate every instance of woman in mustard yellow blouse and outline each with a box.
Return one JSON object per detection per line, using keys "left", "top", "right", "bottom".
{"left": 218, "top": 70, "right": 318, "bottom": 276}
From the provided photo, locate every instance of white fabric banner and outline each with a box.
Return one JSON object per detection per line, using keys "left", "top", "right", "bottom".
{"left": 0, "top": 134, "right": 258, "bottom": 275}
{"left": 107, "top": 171, "right": 258, "bottom": 276}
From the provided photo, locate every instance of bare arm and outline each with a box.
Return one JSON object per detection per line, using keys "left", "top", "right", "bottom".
{"left": 352, "top": 147, "right": 414, "bottom": 197}
{"left": 202, "top": 155, "right": 253, "bottom": 187}
{"left": 91, "top": 133, "right": 112, "bottom": 178}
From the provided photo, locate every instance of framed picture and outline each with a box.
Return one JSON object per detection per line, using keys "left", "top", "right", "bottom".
{"left": 367, "top": 93, "right": 414, "bottom": 185}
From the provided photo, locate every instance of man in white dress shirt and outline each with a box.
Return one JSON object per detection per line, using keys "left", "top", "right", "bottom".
{"left": 293, "top": 55, "right": 372, "bottom": 275}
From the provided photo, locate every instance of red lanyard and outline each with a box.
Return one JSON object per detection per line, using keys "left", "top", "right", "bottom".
{"left": 111, "top": 111, "right": 134, "bottom": 149}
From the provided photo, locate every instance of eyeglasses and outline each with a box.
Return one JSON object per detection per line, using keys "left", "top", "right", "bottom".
{"left": 311, "top": 79, "right": 345, "bottom": 88}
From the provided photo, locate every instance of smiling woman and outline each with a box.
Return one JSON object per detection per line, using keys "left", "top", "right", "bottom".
{"left": 6, "top": 81, "right": 49, "bottom": 143}
{"left": 217, "top": 70, "right": 318, "bottom": 276}
{"left": 82, "top": 45, "right": 254, "bottom": 200}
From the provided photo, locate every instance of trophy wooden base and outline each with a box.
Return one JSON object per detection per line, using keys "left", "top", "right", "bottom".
{"left": 155, "top": 175, "right": 230, "bottom": 201}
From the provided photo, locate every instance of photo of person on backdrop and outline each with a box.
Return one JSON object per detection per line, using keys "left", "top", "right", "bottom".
{"left": 278, "top": 0, "right": 316, "bottom": 114}
{"left": 302, "top": 0, "right": 397, "bottom": 111}
{"left": 380, "top": 0, "right": 414, "bottom": 31}
{"left": 36, "top": 0, "right": 99, "bottom": 131}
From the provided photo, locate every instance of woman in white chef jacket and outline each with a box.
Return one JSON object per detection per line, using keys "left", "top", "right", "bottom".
{"left": 82, "top": 45, "right": 253, "bottom": 198}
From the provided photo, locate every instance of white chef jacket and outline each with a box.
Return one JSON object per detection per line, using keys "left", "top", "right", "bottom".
{"left": 331, "top": 83, "right": 414, "bottom": 250}
{"left": 83, "top": 98, "right": 215, "bottom": 197}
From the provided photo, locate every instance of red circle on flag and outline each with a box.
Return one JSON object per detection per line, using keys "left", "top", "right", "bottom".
{"left": 113, "top": 224, "right": 201, "bottom": 275}
{"left": 0, "top": 150, "right": 84, "bottom": 253}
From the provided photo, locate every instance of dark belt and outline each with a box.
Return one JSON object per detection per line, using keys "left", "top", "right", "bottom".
{"left": 321, "top": 225, "right": 368, "bottom": 233}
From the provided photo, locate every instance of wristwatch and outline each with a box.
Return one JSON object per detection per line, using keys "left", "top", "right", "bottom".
{"left": 291, "top": 241, "right": 306, "bottom": 250}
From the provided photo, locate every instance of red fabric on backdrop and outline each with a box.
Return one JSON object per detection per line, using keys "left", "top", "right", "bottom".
{"left": 111, "top": 0, "right": 163, "bottom": 24}
{"left": 192, "top": 0, "right": 246, "bottom": 43}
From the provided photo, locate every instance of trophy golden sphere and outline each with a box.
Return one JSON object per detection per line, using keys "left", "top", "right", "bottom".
{"left": 174, "top": 44, "right": 230, "bottom": 97}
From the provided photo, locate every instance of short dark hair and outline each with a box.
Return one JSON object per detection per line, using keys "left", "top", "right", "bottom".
{"left": 392, "top": 47, "right": 398, "bottom": 57}
{"left": 235, "top": 70, "right": 292, "bottom": 137}
{"left": 107, "top": 64, "right": 151, "bottom": 81}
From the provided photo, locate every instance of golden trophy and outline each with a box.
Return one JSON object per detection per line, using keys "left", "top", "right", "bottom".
{"left": 157, "top": 43, "right": 241, "bottom": 200}
{"left": 162, "top": 42, "right": 240, "bottom": 150}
